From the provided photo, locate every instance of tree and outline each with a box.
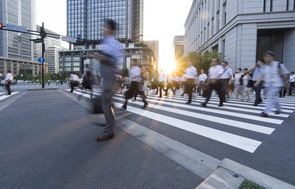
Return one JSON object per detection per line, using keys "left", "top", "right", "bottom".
{"left": 45, "top": 73, "right": 51, "bottom": 81}
{"left": 122, "top": 67, "right": 129, "bottom": 77}
{"left": 136, "top": 41, "right": 148, "bottom": 48}
{"left": 57, "top": 73, "right": 62, "bottom": 80}
{"left": 36, "top": 71, "right": 41, "bottom": 81}
{"left": 23, "top": 70, "right": 28, "bottom": 81}
{"left": 27, "top": 74, "right": 34, "bottom": 81}
{"left": 175, "top": 50, "right": 224, "bottom": 76}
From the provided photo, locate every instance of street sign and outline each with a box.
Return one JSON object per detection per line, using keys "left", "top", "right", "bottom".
{"left": 38, "top": 57, "right": 45, "bottom": 63}
{"left": 62, "top": 36, "right": 77, "bottom": 43}
{"left": 6, "top": 24, "right": 27, "bottom": 32}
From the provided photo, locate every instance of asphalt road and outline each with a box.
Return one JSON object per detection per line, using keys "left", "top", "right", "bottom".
{"left": 0, "top": 87, "right": 294, "bottom": 188}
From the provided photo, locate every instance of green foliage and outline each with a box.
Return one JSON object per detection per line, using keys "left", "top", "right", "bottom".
{"left": 122, "top": 67, "right": 129, "bottom": 77}
{"left": 240, "top": 179, "right": 262, "bottom": 189}
{"left": 136, "top": 41, "right": 148, "bottom": 48}
{"left": 175, "top": 50, "right": 224, "bottom": 76}
{"left": 45, "top": 73, "right": 51, "bottom": 81}
{"left": 57, "top": 73, "right": 62, "bottom": 80}
{"left": 27, "top": 74, "right": 34, "bottom": 81}
{"left": 23, "top": 70, "right": 28, "bottom": 80}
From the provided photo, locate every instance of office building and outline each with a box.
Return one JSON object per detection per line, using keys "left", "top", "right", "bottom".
{"left": 143, "top": 40, "right": 159, "bottom": 71}
{"left": 59, "top": 43, "right": 155, "bottom": 78}
{"left": 67, "top": 0, "right": 144, "bottom": 43}
{"left": 0, "top": 0, "right": 36, "bottom": 61}
{"left": 0, "top": 0, "right": 44, "bottom": 77}
{"left": 173, "top": 35, "right": 184, "bottom": 65}
{"left": 184, "top": 0, "right": 295, "bottom": 72}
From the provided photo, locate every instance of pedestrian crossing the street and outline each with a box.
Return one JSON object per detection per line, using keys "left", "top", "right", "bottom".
{"left": 65, "top": 88, "right": 295, "bottom": 153}
{"left": 0, "top": 92, "right": 20, "bottom": 102}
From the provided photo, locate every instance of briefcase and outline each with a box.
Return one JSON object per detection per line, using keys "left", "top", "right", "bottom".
{"left": 92, "top": 95, "right": 103, "bottom": 114}
{"left": 202, "top": 86, "right": 209, "bottom": 98}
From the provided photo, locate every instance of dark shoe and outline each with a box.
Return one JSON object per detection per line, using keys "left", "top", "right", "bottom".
{"left": 260, "top": 112, "right": 268, "bottom": 117}
{"left": 181, "top": 94, "right": 184, "bottom": 97}
{"left": 186, "top": 101, "right": 191, "bottom": 104}
{"left": 279, "top": 96, "right": 282, "bottom": 98}
{"left": 274, "top": 111, "right": 282, "bottom": 115}
{"left": 253, "top": 103, "right": 258, "bottom": 106}
{"left": 218, "top": 103, "right": 223, "bottom": 107}
{"left": 158, "top": 96, "right": 162, "bottom": 98}
{"left": 201, "top": 102, "right": 206, "bottom": 107}
{"left": 69, "top": 92, "right": 73, "bottom": 93}
{"left": 164, "top": 93, "right": 168, "bottom": 96}
{"left": 121, "top": 105, "right": 127, "bottom": 110}
{"left": 95, "top": 132, "right": 114, "bottom": 141}
{"left": 93, "top": 122, "right": 107, "bottom": 127}
{"left": 141, "top": 102, "right": 148, "bottom": 108}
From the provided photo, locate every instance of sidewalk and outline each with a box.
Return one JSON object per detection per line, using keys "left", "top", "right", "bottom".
{"left": 0, "top": 90, "right": 202, "bottom": 189}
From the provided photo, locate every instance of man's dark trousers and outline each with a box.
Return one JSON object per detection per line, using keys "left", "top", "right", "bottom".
{"left": 289, "top": 82, "right": 295, "bottom": 95}
{"left": 186, "top": 79, "right": 194, "bottom": 103}
{"left": 6, "top": 81, "right": 11, "bottom": 95}
{"left": 204, "top": 80, "right": 223, "bottom": 105}
{"left": 253, "top": 81, "right": 263, "bottom": 105}
{"left": 220, "top": 79, "right": 229, "bottom": 101}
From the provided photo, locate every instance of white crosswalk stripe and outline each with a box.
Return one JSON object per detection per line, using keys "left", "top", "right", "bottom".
{"left": 0, "top": 92, "right": 20, "bottom": 101}
{"left": 65, "top": 88, "right": 295, "bottom": 153}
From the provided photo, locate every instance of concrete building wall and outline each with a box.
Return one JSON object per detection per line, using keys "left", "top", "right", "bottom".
{"left": 283, "top": 29, "right": 295, "bottom": 72}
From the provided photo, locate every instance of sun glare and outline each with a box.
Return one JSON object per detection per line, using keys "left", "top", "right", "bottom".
{"left": 160, "top": 62, "right": 176, "bottom": 74}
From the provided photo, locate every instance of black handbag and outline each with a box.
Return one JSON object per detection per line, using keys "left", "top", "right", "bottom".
{"left": 202, "top": 86, "right": 209, "bottom": 98}
{"left": 92, "top": 96, "right": 103, "bottom": 114}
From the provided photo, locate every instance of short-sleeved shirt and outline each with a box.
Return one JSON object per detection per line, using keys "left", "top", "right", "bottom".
{"left": 252, "top": 66, "right": 264, "bottom": 81}
{"left": 208, "top": 65, "right": 224, "bottom": 79}
{"left": 129, "top": 66, "right": 142, "bottom": 82}
{"left": 219, "top": 67, "right": 233, "bottom": 79}
{"left": 5, "top": 73, "right": 13, "bottom": 81}
{"left": 185, "top": 66, "right": 197, "bottom": 79}
{"left": 173, "top": 76, "right": 180, "bottom": 82}
{"left": 235, "top": 73, "right": 242, "bottom": 84}
{"left": 199, "top": 73, "right": 207, "bottom": 81}
{"left": 290, "top": 75, "right": 295, "bottom": 82}
{"left": 262, "top": 61, "right": 289, "bottom": 87}
{"left": 159, "top": 73, "right": 166, "bottom": 82}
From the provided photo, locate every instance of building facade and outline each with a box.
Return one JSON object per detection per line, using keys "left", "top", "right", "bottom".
{"left": 59, "top": 43, "right": 155, "bottom": 78}
{"left": 184, "top": 0, "right": 295, "bottom": 72}
{"left": 143, "top": 40, "right": 159, "bottom": 71}
{"left": 0, "top": 0, "right": 36, "bottom": 61}
{"left": 67, "top": 0, "right": 144, "bottom": 43}
{"left": 173, "top": 35, "right": 184, "bottom": 65}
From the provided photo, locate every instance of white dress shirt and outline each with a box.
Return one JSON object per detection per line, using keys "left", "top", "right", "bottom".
{"left": 219, "top": 67, "right": 233, "bottom": 79}
{"left": 182, "top": 74, "right": 187, "bottom": 82}
{"left": 174, "top": 76, "right": 180, "bottom": 82}
{"left": 168, "top": 76, "right": 173, "bottom": 83}
{"left": 129, "top": 66, "right": 142, "bottom": 82}
{"left": 198, "top": 73, "right": 207, "bottom": 81}
{"left": 290, "top": 75, "right": 295, "bottom": 82}
{"left": 159, "top": 73, "right": 166, "bottom": 82}
{"left": 263, "top": 61, "right": 289, "bottom": 88}
{"left": 5, "top": 73, "right": 13, "bottom": 81}
{"left": 208, "top": 65, "right": 224, "bottom": 79}
{"left": 185, "top": 66, "right": 197, "bottom": 79}
{"left": 235, "top": 73, "right": 242, "bottom": 84}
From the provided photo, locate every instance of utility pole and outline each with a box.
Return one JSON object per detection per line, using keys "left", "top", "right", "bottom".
{"left": 40, "top": 22, "right": 46, "bottom": 88}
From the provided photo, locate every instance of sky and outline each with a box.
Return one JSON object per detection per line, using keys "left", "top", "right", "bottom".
{"left": 36, "top": 0, "right": 193, "bottom": 72}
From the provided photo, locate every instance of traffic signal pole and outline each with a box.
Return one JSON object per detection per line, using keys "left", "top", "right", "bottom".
{"left": 41, "top": 22, "right": 45, "bottom": 88}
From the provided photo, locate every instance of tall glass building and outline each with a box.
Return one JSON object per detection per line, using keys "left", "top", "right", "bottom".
{"left": 0, "top": 0, "right": 36, "bottom": 61}
{"left": 67, "top": 0, "right": 144, "bottom": 43}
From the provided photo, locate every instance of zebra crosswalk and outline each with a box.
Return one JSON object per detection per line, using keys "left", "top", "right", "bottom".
{"left": 0, "top": 92, "right": 20, "bottom": 102}
{"left": 65, "top": 88, "right": 295, "bottom": 153}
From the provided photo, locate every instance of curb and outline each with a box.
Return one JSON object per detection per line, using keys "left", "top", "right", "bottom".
{"left": 27, "top": 87, "right": 57, "bottom": 91}
{"left": 196, "top": 158, "right": 295, "bottom": 189}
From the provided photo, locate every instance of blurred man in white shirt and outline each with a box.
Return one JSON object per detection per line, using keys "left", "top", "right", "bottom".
{"left": 185, "top": 60, "right": 197, "bottom": 104}
{"left": 220, "top": 61, "right": 233, "bottom": 102}
{"left": 289, "top": 72, "right": 295, "bottom": 95}
{"left": 5, "top": 70, "right": 13, "bottom": 95}
{"left": 198, "top": 70, "right": 207, "bottom": 96}
{"left": 202, "top": 59, "right": 224, "bottom": 107}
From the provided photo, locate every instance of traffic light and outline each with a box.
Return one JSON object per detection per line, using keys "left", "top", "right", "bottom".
{"left": 0, "top": 23, "right": 3, "bottom": 29}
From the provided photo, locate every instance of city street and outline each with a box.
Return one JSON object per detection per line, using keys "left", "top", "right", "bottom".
{"left": 0, "top": 88, "right": 294, "bottom": 188}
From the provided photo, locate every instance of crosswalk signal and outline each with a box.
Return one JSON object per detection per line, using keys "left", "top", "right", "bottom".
{"left": 0, "top": 23, "right": 3, "bottom": 29}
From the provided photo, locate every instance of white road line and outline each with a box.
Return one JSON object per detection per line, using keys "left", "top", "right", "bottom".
{"left": 67, "top": 89, "right": 262, "bottom": 153}
{"left": 69, "top": 89, "right": 277, "bottom": 134}
{"left": 113, "top": 102, "right": 262, "bottom": 153}
{"left": 0, "top": 92, "right": 19, "bottom": 101}
{"left": 113, "top": 97, "right": 275, "bottom": 135}
{"left": 89, "top": 89, "right": 294, "bottom": 116}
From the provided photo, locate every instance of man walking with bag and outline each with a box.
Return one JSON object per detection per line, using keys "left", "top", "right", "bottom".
{"left": 89, "top": 19, "right": 124, "bottom": 141}
{"left": 4, "top": 70, "right": 13, "bottom": 95}
{"left": 185, "top": 60, "right": 197, "bottom": 104}
{"left": 220, "top": 61, "right": 233, "bottom": 102}
{"left": 254, "top": 51, "right": 289, "bottom": 117}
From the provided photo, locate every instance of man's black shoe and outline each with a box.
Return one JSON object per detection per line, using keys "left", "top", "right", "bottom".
{"left": 141, "top": 102, "right": 148, "bottom": 108}
{"left": 201, "top": 102, "right": 206, "bottom": 107}
{"left": 218, "top": 103, "right": 223, "bottom": 107}
{"left": 253, "top": 103, "right": 258, "bottom": 106}
{"left": 121, "top": 105, "right": 127, "bottom": 110}
{"left": 260, "top": 112, "right": 268, "bottom": 117}
{"left": 186, "top": 101, "right": 191, "bottom": 104}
